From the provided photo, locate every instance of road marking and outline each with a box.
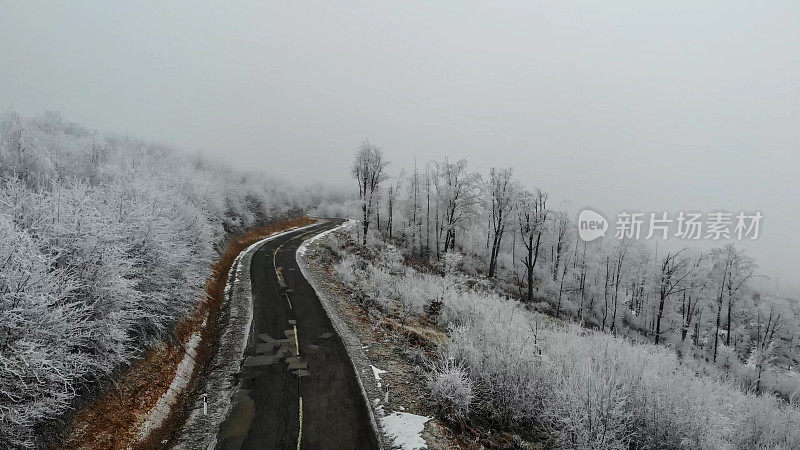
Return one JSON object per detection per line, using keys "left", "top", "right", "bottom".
{"left": 297, "top": 396, "right": 304, "bottom": 450}
{"left": 293, "top": 324, "right": 299, "bottom": 356}
{"left": 272, "top": 241, "right": 284, "bottom": 270}
{"left": 269, "top": 225, "right": 334, "bottom": 450}
{"left": 273, "top": 241, "right": 293, "bottom": 309}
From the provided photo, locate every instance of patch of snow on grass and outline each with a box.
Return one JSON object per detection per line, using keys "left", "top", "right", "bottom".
{"left": 298, "top": 219, "right": 358, "bottom": 256}
{"left": 380, "top": 411, "right": 431, "bottom": 450}
{"left": 371, "top": 365, "right": 387, "bottom": 379}
{"left": 371, "top": 365, "right": 387, "bottom": 388}
{"left": 372, "top": 398, "right": 385, "bottom": 417}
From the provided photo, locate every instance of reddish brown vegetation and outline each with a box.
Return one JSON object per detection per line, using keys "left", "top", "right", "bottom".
{"left": 59, "top": 216, "right": 316, "bottom": 450}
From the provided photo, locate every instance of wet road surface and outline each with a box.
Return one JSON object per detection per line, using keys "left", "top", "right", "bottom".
{"left": 217, "top": 220, "right": 379, "bottom": 450}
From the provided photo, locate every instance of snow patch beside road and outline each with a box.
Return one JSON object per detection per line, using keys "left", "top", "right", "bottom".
{"left": 380, "top": 412, "right": 431, "bottom": 450}
{"left": 371, "top": 365, "right": 387, "bottom": 388}
{"left": 297, "top": 219, "right": 357, "bottom": 257}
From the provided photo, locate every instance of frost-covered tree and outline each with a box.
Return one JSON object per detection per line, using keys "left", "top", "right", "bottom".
{"left": 486, "top": 167, "right": 515, "bottom": 278}
{"left": 710, "top": 244, "right": 756, "bottom": 362}
{"left": 351, "top": 140, "right": 389, "bottom": 246}
{"left": 0, "top": 111, "right": 320, "bottom": 447}
{"left": 435, "top": 159, "right": 480, "bottom": 254}
{"left": 516, "top": 188, "right": 548, "bottom": 303}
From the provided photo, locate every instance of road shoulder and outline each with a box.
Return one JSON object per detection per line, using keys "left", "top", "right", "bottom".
{"left": 296, "top": 224, "right": 461, "bottom": 450}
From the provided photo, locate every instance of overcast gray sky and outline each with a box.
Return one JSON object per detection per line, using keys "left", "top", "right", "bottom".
{"left": 1, "top": 1, "right": 798, "bottom": 294}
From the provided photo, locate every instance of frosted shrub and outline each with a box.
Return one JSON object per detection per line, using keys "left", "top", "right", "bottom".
{"left": 334, "top": 254, "right": 362, "bottom": 287}
{"left": 378, "top": 244, "right": 404, "bottom": 273}
{"left": 438, "top": 288, "right": 800, "bottom": 448}
{"left": 445, "top": 297, "right": 547, "bottom": 427}
{"left": 443, "top": 251, "right": 463, "bottom": 274}
{"left": 426, "top": 357, "right": 474, "bottom": 421}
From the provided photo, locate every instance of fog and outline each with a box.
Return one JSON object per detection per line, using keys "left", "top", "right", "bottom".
{"left": 1, "top": 1, "right": 798, "bottom": 293}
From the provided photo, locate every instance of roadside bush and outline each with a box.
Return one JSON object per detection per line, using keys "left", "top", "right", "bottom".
{"left": 425, "top": 356, "right": 474, "bottom": 422}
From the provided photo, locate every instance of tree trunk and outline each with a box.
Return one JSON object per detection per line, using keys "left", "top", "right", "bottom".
{"left": 726, "top": 277, "right": 733, "bottom": 347}
{"left": 388, "top": 199, "right": 393, "bottom": 239}
{"left": 713, "top": 296, "right": 723, "bottom": 362}
{"left": 602, "top": 257, "right": 610, "bottom": 332}
{"left": 681, "top": 295, "right": 688, "bottom": 342}
{"left": 655, "top": 290, "right": 666, "bottom": 345}
{"left": 556, "top": 260, "right": 567, "bottom": 319}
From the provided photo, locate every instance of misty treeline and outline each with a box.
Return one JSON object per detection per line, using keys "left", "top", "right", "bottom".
{"left": 340, "top": 143, "right": 798, "bottom": 387}
{"left": 0, "top": 112, "right": 340, "bottom": 447}
{"left": 325, "top": 225, "right": 800, "bottom": 448}
{"left": 317, "top": 142, "right": 800, "bottom": 391}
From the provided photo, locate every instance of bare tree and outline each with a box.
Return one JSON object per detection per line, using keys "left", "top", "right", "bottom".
{"left": 710, "top": 244, "right": 756, "bottom": 362}
{"left": 386, "top": 170, "right": 404, "bottom": 239}
{"left": 654, "top": 250, "right": 697, "bottom": 345}
{"left": 351, "top": 140, "right": 389, "bottom": 246}
{"left": 551, "top": 211, "right": 571, "bottom": 282}
{"left": 436, "top": 159, "right": 481, "bottom": 253}
{"left": 753, "top": 294, "right": 781, "bottom": 393}
{"left": 680, "top": 253, "right": 709, "bottom": 343}
{"left": 517, "top": 188, "right": 548, "bottom": 303}
{"left": 486, "top": 167, "right": 515, "bottom": 278}
{"left": 608, "top": 240, "right": 629, "bottom": 334}
{"left": 424, "top": 162, "right": 432, "bottom": 257}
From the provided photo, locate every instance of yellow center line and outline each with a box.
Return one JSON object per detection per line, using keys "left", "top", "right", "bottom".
{"left": 274, "top": 233, "right": 305, "bottom": 449}
{"left": 297, "top": 396, "right": 304, "bottom": 450}
{"left": 293, "top": 324, "right": 299, "bottom": 356}
{"left": 273, "top": 241, "right": 292, "bottom": 309}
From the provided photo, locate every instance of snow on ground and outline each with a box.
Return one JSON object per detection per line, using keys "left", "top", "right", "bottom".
{"left": 297, "top": 219, "right": 358, "bottom": 256}
{"left": 380, "top": 412, "right": 431, "bottom": 450}
{"left": 371, "top": 365, "right": 387, "bottom": 388}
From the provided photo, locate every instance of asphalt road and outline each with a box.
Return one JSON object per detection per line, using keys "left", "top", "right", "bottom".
{"left": 216, "top": 219, "right": 379, "bottom": 450}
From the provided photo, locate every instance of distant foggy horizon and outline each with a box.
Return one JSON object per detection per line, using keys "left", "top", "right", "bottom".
{"left": 1, "top": 1, "right": 798, "bottom": 294}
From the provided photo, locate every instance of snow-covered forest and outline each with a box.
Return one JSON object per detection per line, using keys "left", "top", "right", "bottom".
{"left": 312, "top": 142, "right": 800, "bottom": 447}
{"left": 0, "top": 112, "right": 336, "bottom": 447}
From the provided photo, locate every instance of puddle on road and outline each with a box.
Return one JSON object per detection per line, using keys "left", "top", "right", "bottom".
{"left": 218, "top": 390, "right": 255, "bottom": 450}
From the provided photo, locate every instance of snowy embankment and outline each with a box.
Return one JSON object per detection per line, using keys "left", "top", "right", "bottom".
{"left": 330, "top": 232, "right": 800, "bottom": 449}
{"left": 165, "top": 223, "right": 317, "bottom": 449}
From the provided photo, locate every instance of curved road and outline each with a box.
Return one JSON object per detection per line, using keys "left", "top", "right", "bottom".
{"left": 217, "top": 219, "right": 379, "bottom": 450}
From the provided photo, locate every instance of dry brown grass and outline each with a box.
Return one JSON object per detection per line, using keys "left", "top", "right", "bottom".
{"left": 58, "top": 216, "right": 316, "bottom": 450}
